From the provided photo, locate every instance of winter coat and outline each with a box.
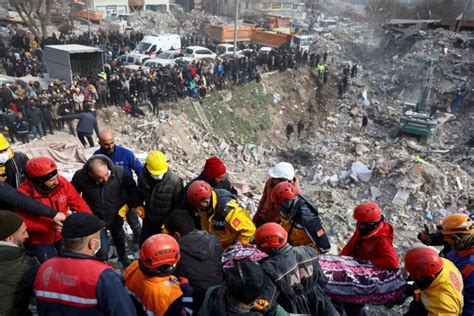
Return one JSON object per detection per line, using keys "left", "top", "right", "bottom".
{"left": 2, "top": 151, "right": 28, "bottom": 188}
{"left": 138, "top": 167, "right": 183, "bottom": 227}
{"left": 0, "top": 242, "right": 39, "bottom": 316}
{"left": 26, "top": 106, "right": 43, "bottom": 124}
{"left": 61, "top": 112, "right": 99, "bottom": 136}
{"left": 0, "top": 182, "right": 56, "bottom": 218}
{"left": 341, "top": 221, "right": 399, "bottom": 270}
{"left": 175, "top": 230, "right": 223, "bottom": 295}
{"left": 254, "top": 178, "right": 303, "bottom": 224}
{"left": 16, "top": 175, "right": 92, "bottom": 244}
{"left": 260, "top": 245, "right": 338, "bottom": 316}
{"left": 199, "top": 285, "right": 288, "bottom": 316}
{"left": 71, "top": 155, "right": 142, "bottom": 227}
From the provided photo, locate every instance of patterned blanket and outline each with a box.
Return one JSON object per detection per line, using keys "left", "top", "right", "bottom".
{"left": 319, "top": 255, "right": 407, "bottom": 305}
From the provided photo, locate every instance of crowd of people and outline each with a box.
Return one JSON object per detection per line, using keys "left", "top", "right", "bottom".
{"left": 0, "top": 128, "right": 472, "bottom": 316}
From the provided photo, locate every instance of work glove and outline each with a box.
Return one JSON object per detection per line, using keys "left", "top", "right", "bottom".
{"left": 118, "top": 204, "right": 129, "bottom": 219}
{"left": 136, "top": 205, "right": 145, "bottom": 219}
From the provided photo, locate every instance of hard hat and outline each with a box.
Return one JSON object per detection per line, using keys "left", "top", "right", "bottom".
{"left": 26, "top": 157, "right": 57, "bottom": 178}
{"left": 353, "top": 202, "right": 382, "bottom": 223}
{"left": 0, "top": 134, "right": 10, "bottom": 151}
{"left": 145, "top": 150, "right": 168, "bottom": 176}
{"left": 404, "top": 247, "right": 443, "bottom": 278}
{"left": 271, "top": 181, "right": 297, "bottom": 205}
{"left": 140, "top": 234, "right": 180, "bottom": 270}
{"left": 255, "top": 223, "right": 288, "bottom": 252}
{"left": 268, "top": 162, "right": 294, "bottom": 180}
{"left": 187, "top": 180, "right": 212, "bottom": 207}
{"left": 439, "top": 213, "right": 474, "bottom": 235}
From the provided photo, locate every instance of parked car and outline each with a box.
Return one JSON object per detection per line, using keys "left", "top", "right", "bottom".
{"left": 183, "top": 46, "right": 217, "bottom": 60}
{"left": 115, "top": 53, "right": 150, "bottom": 65}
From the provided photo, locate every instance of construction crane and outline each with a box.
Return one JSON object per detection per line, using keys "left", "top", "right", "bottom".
{"left": 398, "top": 59, "right": 439, "bottom": 144}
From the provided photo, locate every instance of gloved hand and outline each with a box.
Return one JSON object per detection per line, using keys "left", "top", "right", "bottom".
{"left": 253, "top": 299, "right": 270, "bottom": 311}
{"left": 118, "top": 205, "right": 129, "bottom": 219}
{"left": 136, "top": 206, "right": 145, "bottom": 219}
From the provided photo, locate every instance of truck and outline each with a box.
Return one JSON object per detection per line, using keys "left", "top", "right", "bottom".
{"left": 209, "top": 24, "right": 255, "bottom": 43}
{"left": 134, "top": 34, "right": 181, "bottom": 56}
{"left": 398, "top": 59, "right": 439, "bottom": 143}
{"left": 44, "top": 45, "right": 104, "bottom": 84}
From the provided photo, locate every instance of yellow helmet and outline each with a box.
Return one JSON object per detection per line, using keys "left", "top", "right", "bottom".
{"left": 439, "top": 213, "right": 474, "bottom": 235}
{"left": 145, "top": 151, "right": 168, "bottom": 176}
{"left": 0, "top": 134, "right": 10, "bottom": 151}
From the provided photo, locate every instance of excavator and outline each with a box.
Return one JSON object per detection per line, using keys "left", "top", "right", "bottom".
{"left": 398, "top": 59, "right": 439, "bottom": 144}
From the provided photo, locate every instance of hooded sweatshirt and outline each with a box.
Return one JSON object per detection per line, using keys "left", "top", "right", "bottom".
{"left": 175, "top": 229, "right": 223, "bottom": 295}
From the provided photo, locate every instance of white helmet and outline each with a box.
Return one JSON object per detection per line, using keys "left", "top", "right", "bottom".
{"left": 268, "top": 162, "right": 294, "bottom": 181}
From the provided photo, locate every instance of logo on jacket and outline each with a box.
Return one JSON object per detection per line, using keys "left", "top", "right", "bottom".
{"left": 211, "top": 219, "right": 226, "bottom": 231}
{"left": 290, "top": 264, "right": 314, "bottom": 286}
{"left": 58, "top": 194, "right": 66, "bottom": 203}
{"left": 43, "top": 266, "right": 53, "bottom": 287}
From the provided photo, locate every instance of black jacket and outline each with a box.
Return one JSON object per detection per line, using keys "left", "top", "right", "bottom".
{"left": 3, "top": 151, "right": 28, "bottom": 188}
{"left": 0, "top": 182, "right": 56, "bottom": 218}
{"left": 260, "top": 245, "right": 339, "bottom": 315}
{"left": 71, "top": 155, "right": 142, "bottom": 226}
{"left": 175, "top": 230, "right": 223, "bottom": 295}
{"left": 138, "top": 167, "right": 183, "bottom": 226}
{"left": 0, "top": 243, "right": 39, "bottom": 316}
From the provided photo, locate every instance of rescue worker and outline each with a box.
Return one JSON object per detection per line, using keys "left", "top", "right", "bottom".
{"left": 270, "top": 181, "right": 330, "bottom": 253}
{"left": 95, "top": 130, "right": 143, "bottom": 246}
{"left": 199, "top": 258, "right": 288, "bottom": 316}
{"left": 183, "top": 156, "right": 237, "bottom": 227}
{"left": 438, "top": 213, "right": 474, "bottom": 315}
{"left": 186, "top": 180, "right": 255, "bottom": 249}
{"left": 34, "top": 212, "right": 137, "bottom": 316}
{"left": 16, "top": 157, "right": 92, "bottom": 263}
{"left": 403, "top": 246, "right": 463, "bottom": 316}
{"left": 255, "top": 223, "right": 339, "bottom": 315}
{"left": 124, "top": 234, "right": 190, "bottom": 315}
{"left": 253, "top": 162, "right": 303, "bottom": 226}
{"left": 339, "top": 202, "right": 399, "bottom": 316}
{"left": 165, "top": 209, "right": 223, "bottom": 313}
{"left": 71, "top": 155, "right": 143, "bottom": 267}
{"left": 0, "top": 134, "right": 29, "bottom": 188}
{"left": 138, "top": 150, "right": 183, "bottom": 245}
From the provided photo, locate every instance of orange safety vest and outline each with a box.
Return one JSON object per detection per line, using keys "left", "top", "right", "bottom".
{"left": 124, "top": 260, "right": 183, "bottom": 316}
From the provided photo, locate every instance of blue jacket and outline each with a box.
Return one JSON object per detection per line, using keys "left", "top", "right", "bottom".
{"left": 95, "top": 145, "right": 143, "bottom": 178}
{"left": 62, "top": 112, "right": 99, "bottom": 136}
{"left": 35, "top": 252, "right": 137, "bottom": 316}
{"left": 446, "top": 248, "right": 474, "bottom": 316}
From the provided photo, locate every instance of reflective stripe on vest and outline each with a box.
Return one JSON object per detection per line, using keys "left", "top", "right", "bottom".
{"left": 462, "top": 264, "right": 474, "bottom": 279}
{"left": 35, "top": 290, "right": 98, "bottom": 307}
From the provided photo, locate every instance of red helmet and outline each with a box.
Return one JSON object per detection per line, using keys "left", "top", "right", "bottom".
{"left": 256, "top": 223, "right": 288, "bottom": 251}
{"left": 25, "top": 157, "right": 57, "bottom": 178}
{"left": 140, "top": 234, "right": 180, "bottom": 269}
{"left": 404, "top": 247, "right": 443, "bottom": 278}
{"left": 271, "top": 181, "right": 297, "bottom": 205}
{"left": 187, "top": 180, "right": 212, "bottom": 207}
{"left": 353, "top": 202, "right": 382, "bottom": 223}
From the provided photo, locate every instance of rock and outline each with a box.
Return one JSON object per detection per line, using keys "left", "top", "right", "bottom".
{"left": 350, "top": 161, "right": 373, "bottom": 182}
{"left": 370, "top": 186, "right": 383, "bottom": 199}
{"left": 355, "top": 143, "right": 370, "bottom": 156}
{"left": 405, "top": 140, "right": 424, "bottom": 151}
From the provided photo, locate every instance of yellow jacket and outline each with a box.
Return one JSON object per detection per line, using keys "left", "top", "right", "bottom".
{"left": 418, "top": 258, "right": 463, "bottom": 316}
{"left": 200, "top": 190, "right": 256, "bottom": 249}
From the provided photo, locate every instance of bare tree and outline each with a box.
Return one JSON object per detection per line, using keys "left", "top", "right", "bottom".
{"left": 10, "top": 0, "right": 55, "bottom": 40}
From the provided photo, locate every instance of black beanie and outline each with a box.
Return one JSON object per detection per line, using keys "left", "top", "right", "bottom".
{"left": 0, "top": 210, "right": 23, "bottom": 240}
{"left": 225, "top": 259, "right": 265, "bottom": 304}
{"left": 62, "top": 212, "right": 105, "bottom": 239}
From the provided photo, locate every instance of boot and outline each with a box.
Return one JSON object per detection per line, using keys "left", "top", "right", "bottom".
{"left": 118, "top": 255, "right": 132, "bottom": 268}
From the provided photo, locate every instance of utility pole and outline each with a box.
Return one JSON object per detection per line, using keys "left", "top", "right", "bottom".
{"left": 86, "top": 0, "right": 91, "bottom": 41}
{"left": 233, "top": 0, "right": 238, "bottom": 57}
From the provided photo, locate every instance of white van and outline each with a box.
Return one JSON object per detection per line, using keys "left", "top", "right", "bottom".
{"left": 215, "top": 44, "right": 241, "bottom": 57}
{"left": 115, "top": 53, "right": 151, "bottom": 65}
{"left": 134, "top": 34, "right": 181, "bottom": 57}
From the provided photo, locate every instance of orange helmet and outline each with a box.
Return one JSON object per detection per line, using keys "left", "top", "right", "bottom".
{"left": 271, "top": 181, "right": 297, "bottom": 205}
{"left": 404, "top": 247, "right": 443, "bottom": 278}
{"left": 187, "top": 180, "right": 212, "bottom": 207}
{"left": 255, "top": 223, "right": 288, "bottom": 252}
{"left": 353, "top": 202, "right": 382, "bottom": 223}
{"left": 140, "top": 234, "right": 180, "bottom": 269}
{"left": 438, "top": 213, "right": 474, "bottom": 235}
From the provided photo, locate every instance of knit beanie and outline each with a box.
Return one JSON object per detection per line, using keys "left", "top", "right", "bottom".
{"left": 203, "top": 157, "right": 226, "bottom": 181}
{"left": 225, "top": 259, "right": 265, "bottom": 304}
{"left": 0, "top": 210, "right": 23, "bottom": 240}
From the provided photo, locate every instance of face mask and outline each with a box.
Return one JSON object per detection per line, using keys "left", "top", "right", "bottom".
{"left": 0, "top": 151, "right": 10, "bottom": 164}
{"left": 151, "top": 174, "right": 164, "bottom": 181}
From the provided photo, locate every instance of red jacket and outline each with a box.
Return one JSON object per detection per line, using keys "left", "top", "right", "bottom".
{"left": 253, "top": 177, "right": 303, "bottom": 224}
{"left": 341, "top": 221, "right": 399, "bottom": 270}
{"left": 16, "top": 175, "right": 92, "bottom": 244}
